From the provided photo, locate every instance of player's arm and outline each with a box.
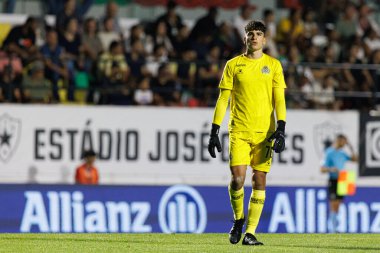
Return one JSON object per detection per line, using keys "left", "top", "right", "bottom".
{"left": 320, "top": 154, "right": 338, "bottom": 173}
{"left": 208, "top": 89, "right": 231, "bottom": 158}
{"left": 75, "top": 168, "right": 81, "bottom": 184}
{"left": 269, "top": 60, "right": 287, "bottom": 153}
{"left": 346, "top": 141, "right": 358, "bottom": 162}
{"left": 320, "top": 166, "right": 338, "bottom": 173}
{"left": 269, "top": 87, "right": 286, "bottom": 153}
{"left": 208, "top": 59, "right": 234, "bottom": 158}
{"left": 212, "top": 89, "right": 231, "bottom": 126}
{"left": 273, "top": 87, "right": 286, "bottom": 122}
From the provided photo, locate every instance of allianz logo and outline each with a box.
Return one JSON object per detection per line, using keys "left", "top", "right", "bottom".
{"left": 159, "top": 185, "right": 207, "bottom": 233}
{"left": 20, "top": 185, "right": 207, "bottom": 233}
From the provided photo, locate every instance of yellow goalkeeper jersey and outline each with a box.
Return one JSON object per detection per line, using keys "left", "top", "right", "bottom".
{"left": 219, "top": 53, "right": 286, "bottom": 132}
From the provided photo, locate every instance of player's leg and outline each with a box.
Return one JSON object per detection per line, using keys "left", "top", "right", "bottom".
{"left": 243, "top": 133, "right": 271, "bottom": 246}
{"left": 228, "top": 132, "right": 250, "bottom": 244}
{"left": 328, "top": 179, "right": 342, "bottom": 233}
{"left": 228, "top": 165, "right": 247, "bottom": 244}
{"left": 329, "top": 199, "right": 341, "bottom": 233}
{"left": 229, "top": 165, "right": 247, "bottom": 220}
{"left": 242, "top": 170, "right": 266, "bottom": 245}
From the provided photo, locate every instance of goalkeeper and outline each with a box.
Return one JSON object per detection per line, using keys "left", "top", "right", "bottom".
{"left": 208, "top": 20, "right": 287, "bottom": 246}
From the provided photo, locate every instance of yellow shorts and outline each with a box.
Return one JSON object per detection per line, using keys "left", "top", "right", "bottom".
{"left": 229, "top": 131, "right": 273, "bottom": 172}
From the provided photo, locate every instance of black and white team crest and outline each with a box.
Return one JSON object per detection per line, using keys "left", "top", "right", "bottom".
{"left": 0, "top": 114, "right": 21, "bottom": 163}
{"left": 313, "top": 121, "right": 341, "bottom": 158}
{"left": 261, "top": 66, "right": 270, "bottom": 74}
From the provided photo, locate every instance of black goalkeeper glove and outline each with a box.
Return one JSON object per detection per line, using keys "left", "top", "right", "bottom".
{"left": 208, "top": 124, "right": 222, "bottom": 158}
{"left": 268, "top": 120, "right": 286, "bottom": 153}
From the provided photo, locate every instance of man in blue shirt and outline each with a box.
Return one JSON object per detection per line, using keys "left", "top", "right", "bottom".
{"left": 321, "top": 134, "right": 358, "bottom": 233}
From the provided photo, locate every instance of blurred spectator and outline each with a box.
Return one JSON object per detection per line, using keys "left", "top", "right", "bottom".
{"left": 56, "top": 0, "right": 79, "bottom": 34}
{"left": 314, "top": 73, "right": 337, "bottom": 109}
{"left": 125, "top": 24, "right": 152, "bottom": 54}
{"left": 335, "top": 2, "right": 357, "bottom": 41}
{"left": 369, "top": 50, "right": 380, "bottom": 106}
{"left": 325, "top": 27, "right": 341, "bottom": 62}
{"left": 189, "top": 6, "right": 219, "bottom": 43}
{"left": 320, "top": 0, "right": 342, "bottom": 25}
{"left": 196, "top": 45, "right": 223, "bottom": 106}
{"left": 97, "top": 40, "right": 130, "bottom": 104}
{"left": 2, "top": 16, "right": 39, "bottom": 63}
{"left": 134, "top": 76, "right": 153, "bottom": 105}
{"left": 155, "top": 0, "right": 184, "bottom": 44}
{"left": 2, "top": 0, "right": 15, "bottom": 13}
{"left": 233, "top": 3, "right": 256, "bottom": 39}
{"left": 342, "top": 43, "right": 373, "bottom": 88}
{"left": 277, "top": 8, "right": 304, "bottom": 46}
{"left": 263, "top": 8, "right": 278, "bottom": 57}
{"left": 302, "top": 8, "right": 318, "bottom": 40}
{"left": 356, "top": 3, "right": 380, "bottom": 38}
{"left": 174, "top": 47, "right": 197, "bottom": 92}
{"left": 0, "top": 64, "right": 22, "bottom": 103}
{"left": 22, "top": 61, "right": 53, "bottom": 103}
{"left": 75, "top": 149, "right": 99, "bottom": 185}
{"left": 40, "top": 28, "right": 69, "bottom": 101}
{"left": 363, "top": 27, "right": 380, "bottom": 57}
{"left": 125, "top": 39, "right": 149, "bottom": 80}
{"left": 58, "top": 18, "right": 83, "bottom": 62}
{"left": 298, "top": 74, "right": 314, "bottom": 108}
{"left": 151, "top": 63, "right": 181, "bottom": 106}
{"left": 150, "top": 21, "right": 174, "bottom": 56}
{"left": 58, "top": 17, "right": 84, "bottom": 100}
{"left": 171, "top": 24, "right": 191, "bottom": 57}
{"left": 98, "top": 40, "right": 129, "bottom": 83}
{"left": 98, "top": 16, "right": 121, "bottom": 52}
{"left": 81, "top": 17, "right": 103, "bottom": 70}
{"left": 215, "top": 21, "right": 241, "bottom": 59}
{"left": 146, "top": 44, "right": 168, "bottom": 77}
{"left": 101, "top": 0, "right": 121, "bottom": 33}
{"left": 46, "top": 0, "right": 93, "bottom": 16}
{"left": 0, "top": 51, "right": 23, "bottom": 75}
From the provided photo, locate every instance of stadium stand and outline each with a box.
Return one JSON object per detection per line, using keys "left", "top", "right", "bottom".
{"left": 0, "top": 0, "right": 380, "bottom": 111}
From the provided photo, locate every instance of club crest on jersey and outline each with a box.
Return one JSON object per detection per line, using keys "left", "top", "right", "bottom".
{"left": 261, "top": 66, "right": 270, "bottom": 74}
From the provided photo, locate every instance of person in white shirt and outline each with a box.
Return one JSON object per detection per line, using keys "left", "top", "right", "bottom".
{"left": 134, "top": 76, "right": 153, "bottom": 105}
{"left": 233, "top": 4, "right": 257, "bottom": 40}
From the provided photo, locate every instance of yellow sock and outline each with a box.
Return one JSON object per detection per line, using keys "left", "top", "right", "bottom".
{"left": 245, "top": 190, "right": 266, "bottom": 235}
{"left": 228, "top": 185, "right": 244, "bottom": 220}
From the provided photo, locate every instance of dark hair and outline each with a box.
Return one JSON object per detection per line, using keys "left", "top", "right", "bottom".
{"left": 167, "top": 0, "right": 177, "bottom": 10}
{"left": 263, "top": 9, "right": 273, "bottom": 18}
{"left": 25, "top": 16, "right": 37, "bottom": 26}
{"left": 82, "top": 149, "right": 96, "bottom": 158}
{"left": 336, "top": 134, "right": 347, "bottom": 140}
{"left": 109, "top": 40, "right": 121, "bottom": 51}
{"left": 244, "top": 20, "right": 266, "bottom": 34}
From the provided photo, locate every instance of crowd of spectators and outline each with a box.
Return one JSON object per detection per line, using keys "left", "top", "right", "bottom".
{"left": 0, "top": 0, "right": 380, "bottom": 111}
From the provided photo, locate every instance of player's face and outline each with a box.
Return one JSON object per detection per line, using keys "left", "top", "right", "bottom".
{"left": 245, "top": 30, "right": 266, "bottom": 52}
{"left": 337, "top": 137, "right": 347, "bottom": 148}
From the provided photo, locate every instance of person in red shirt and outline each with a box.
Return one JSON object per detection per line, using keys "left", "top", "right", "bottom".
{"left": 75, "top": 149, "right": 99, "bottom": 184}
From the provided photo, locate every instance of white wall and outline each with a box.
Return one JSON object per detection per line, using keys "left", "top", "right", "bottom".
{"left": 0, "top": 105, "right": 371, "bottom": 187}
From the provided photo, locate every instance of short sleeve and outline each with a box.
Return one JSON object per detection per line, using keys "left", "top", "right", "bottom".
{"left": 218, "top": 61, "right": 233, "bottom": 90}
{"left": 323, "top": 151, "right": 332, "bottom": 167}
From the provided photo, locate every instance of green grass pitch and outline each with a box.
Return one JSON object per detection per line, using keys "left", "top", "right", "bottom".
{"left": 1, "top": 233, "right": 379, "bottom": 253}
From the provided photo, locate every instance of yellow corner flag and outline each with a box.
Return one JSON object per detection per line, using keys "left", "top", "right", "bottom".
{"left": 337, "top": 170, "right": 356, "bottom": 196}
